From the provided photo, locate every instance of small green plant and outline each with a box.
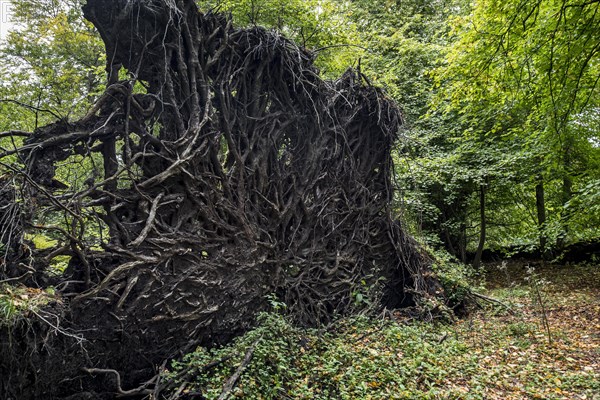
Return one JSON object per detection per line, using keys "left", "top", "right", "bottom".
{"left": 506, "top": 321, "right": 533, "bottom": 337}
{"left": 525, "top": 265, "right": 552, "bottom": 344}
{"left": 265, "top": 293, "right": 287, "bottom": 312}
{"left": 0, "top": 291, "right": 17, "bottom": 323}
{"left": 351, "top": 279, "right": 374, "bottom": 307}
{"left": 427, "top": 246, "right": 477, "bottom": 307}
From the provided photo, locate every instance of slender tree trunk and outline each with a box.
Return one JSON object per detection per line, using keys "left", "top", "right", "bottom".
{"left": 443, "top": 228, "right": 457, "bottom": 258}
{"left": 459, "top": 221, "right": 467, "bottom": 264}
{"left": 556, "top": 176, "right": 572, "bottom": 250}
{"left": 557, "top": 140, "right": 573, "bottom": 250}
{"left": 535, "top": 177, "right": 547, "bottom": 257}
{"left": 473, "top": 184, "right": 486, "bottom": 269}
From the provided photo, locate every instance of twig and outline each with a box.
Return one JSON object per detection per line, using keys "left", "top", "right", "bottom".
{"left": 0, "top": 130, "right": 31, "bottom": 138}
{"left": 313, "top": 44, "right": 368, "bottom": 53}
{"left": 152, "top": 359, "right": 170, "bottom": 399}
{"left": 158, "top": 353, "right": 236, "bottom": 399}
{"left": 30, "top": 309, "right": 86, "bottom": 343}
{"left": 0, "top": 161, "right": 82, "bottom": 220}
{"left": 0, "top": 99, "right": 62, "bottom": 119}
{"left": 533, "top": 281, "right": 552, "bottom": 344}
{"left": 217, "top": 339, "right": 260, "bottom": 400}
{"left": 528, "top": 267, "right": 552, "bottom": 345}
{"left": 0, "top": 271, "right": 33, "bottom": 283}
{"left": 469, "top": 291, "right": 515, "bottom": 314}
{"left": 72, "top": 260, "right": 149, "bottom": 303}
{"left": 82, "top": 368, "right": 154, "bottom": 397}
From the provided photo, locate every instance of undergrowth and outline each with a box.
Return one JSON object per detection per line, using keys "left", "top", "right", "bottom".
{"left": 165, "top": 261, "right": 599, "bottom": 399}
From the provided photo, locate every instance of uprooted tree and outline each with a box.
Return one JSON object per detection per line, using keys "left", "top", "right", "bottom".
{"left": 0, "top": 0, "right": 443, "bottom": 398}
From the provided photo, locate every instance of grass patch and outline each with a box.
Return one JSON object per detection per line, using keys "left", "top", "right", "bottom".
{"left": 0, "top": 285, "right": 58, "bottom": 326}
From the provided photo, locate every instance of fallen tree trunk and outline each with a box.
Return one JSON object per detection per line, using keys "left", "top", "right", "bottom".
{"left": 0, "top": 0, "right": 442, "bottom": 398}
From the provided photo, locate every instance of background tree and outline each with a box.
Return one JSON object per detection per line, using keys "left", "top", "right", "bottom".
{"left": 0, "top": 0, "right": 104, "bottom": 127}
{"left": 435, "top": 0, "right": 600, "bottom": 255}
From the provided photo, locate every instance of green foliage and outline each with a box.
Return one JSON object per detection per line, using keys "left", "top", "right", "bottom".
{"left": 170, "top": 312, "right": 303, "bottom": 398}
{"left": 506, "top": 321, "right": 534, "bottom": 338}
{"left": 0, "top": 288, "right": 17, "bottom": 323}
{"left": 440, "top": 0, "right": 600, "bottom": 138}
{"left": 169, "top": 313, "right": 475, "bottom": 399}
{"left": 0, "top": 0, "right": 104, "bottom": 130}
{"left": 564, "top": 178, "right": 600, "bottom": 241}
{"left": 347, "top": 0, "right": 461, "bottom": 124}
{"left": 50, "top": 255, "right": 71, "bottom": 274}
{"left": 427, "top": 246, "right": 476, "bottom": 305}
{"left": 22, "top": 232, "right": 70, "bottom": 271}
{"left": 427, "top": 0, "right": 600, "bottom": 253}
{"left": 196, "top": 0, "right": 359, "bottom": 76}
{"left": 24, "top": 233, "right": 58, "bottom": 250}
{"left": 373, "top": 0, "right": 600, "bottom": 260}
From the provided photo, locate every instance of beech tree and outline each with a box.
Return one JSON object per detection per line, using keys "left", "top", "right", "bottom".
{"left": 436, "top": 0, "right": 600, "bottom": 254}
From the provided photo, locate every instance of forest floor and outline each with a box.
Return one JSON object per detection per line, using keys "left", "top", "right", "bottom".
{"left": 167, "top": 261, "right": 600, "bottom": 399}
{"left": 442, "top": 260, "right": 600, "bottom": 399}
{"left": 4, "top": 260, "right": 597, "bottom": 398}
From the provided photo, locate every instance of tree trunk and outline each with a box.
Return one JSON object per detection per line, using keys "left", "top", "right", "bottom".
{"left": 473, "top": 184, "right": 486, "bottom": 269}
{"left": 459, "top": 221, "right": 467, "bottom": 264}
{"left": 535, "top": 177, "right": 547, "bottom": 257}
{"left": 557, "top": 138, "right": 574, "bottom": 250}
{"left": 556, "top": 175, "right": 573, "bottom": 250}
